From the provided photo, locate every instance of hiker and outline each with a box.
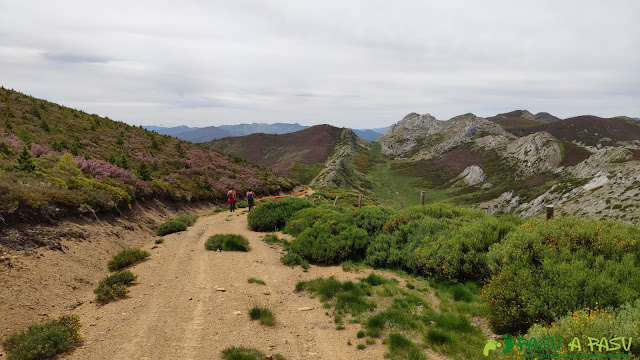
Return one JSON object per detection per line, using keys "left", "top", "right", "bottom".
{"left": 246, "top": 188, "right": 256, "bottom": 212}
{"left": 227, "top": 189, "right": 236, "bottom": 212}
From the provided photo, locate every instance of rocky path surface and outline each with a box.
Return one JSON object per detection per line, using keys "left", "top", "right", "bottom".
{"left": 64, "top": 209, "right": 386, "bottom": 360}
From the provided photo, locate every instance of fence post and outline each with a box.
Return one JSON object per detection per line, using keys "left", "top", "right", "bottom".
{"left": 546, "top": 205, "right": 554, "bottom": 220}
{"left": 333, "top": 196, "right": 339, "bottom": 206}
{"left": 358, "top": 195, "right": 363, "bottom": 208}
{"left": 420, "top": 191, "right": 425, "bottom": 206}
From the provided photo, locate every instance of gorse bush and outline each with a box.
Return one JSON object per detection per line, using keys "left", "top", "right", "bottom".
{"left": 289, "top": 223, "right": 369, "bottom": 264}
{"left": 247, "top": 197, "right": 314, "bottom": 231}
{"left": 2, "top": 314, "right": 81, "bottom": 360}
{"left": 415, "top": 215, "right": 522, "bottom": 282}
{"left": 94, "top": 270, "right": 137, "bottom": 303}
{"left": 205, "top": 234, "right": 250, "bottom": 252}
{"left": 107, "top": 248, "right": 150, "bottom": 272}
{"left": 283, "top": 205, "right": 342, "bottom": 236}
{"left": 483, "top": 217, "right": 640, "bottom": 334}
{"left": 156, "top": 215, "right": 198, "bottom": 236}
{"left": 522, "top": 299, "right": 640, "bottom": 356}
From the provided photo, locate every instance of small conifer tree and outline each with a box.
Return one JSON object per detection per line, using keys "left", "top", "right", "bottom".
{"left": 14, "top": 145, "right": 36, "bottom": 172}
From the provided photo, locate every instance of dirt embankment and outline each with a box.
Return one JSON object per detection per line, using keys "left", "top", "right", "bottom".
{"left": 0, "top": 199, "right": 215, "bottom": 344}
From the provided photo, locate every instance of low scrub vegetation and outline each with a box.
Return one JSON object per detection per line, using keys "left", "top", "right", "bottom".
{"left": 280, "top": 252, "right": 309, "bottom": 269}
{"left": 107, "top": 248, "right": 150, "bottom": 272}
{"left": 156, "top": 215, "right": 198, "bottom": 236}
{"left": 205, "top": 234, "right": 250, "bottom": 252}
{"left": 247, "top": 197, "right": 313, "bottom": 231}
{"left": 264, "top": 197, "right": 640, "bottom": 345}
{"left": 0, "top": 88, "right": 294, "bottom": 232}
{"left": 249, "top": 306, "right": 275, "bottom": 326}
{"left": 94, "top": 270, "right": 138, "bottom": 303}
{"left": 1, "top": 314, "right": 81, "bottom": 360}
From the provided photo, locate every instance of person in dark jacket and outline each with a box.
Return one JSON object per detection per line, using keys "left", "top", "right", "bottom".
{"left": 246, "top": 188, "right": 256, "bottom": 212}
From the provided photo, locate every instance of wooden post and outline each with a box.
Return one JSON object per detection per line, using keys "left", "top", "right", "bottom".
{"left": 546, "top": 205, "right": 554, "bottom": 220}
{"left": 333, "top": 196, "right": 339, "bottom": 206}
{"left": 420, "top": 191, "right": 425, "bottom": 206}
{"left": 358, "top": 194, "right": 363, "bottom": 208}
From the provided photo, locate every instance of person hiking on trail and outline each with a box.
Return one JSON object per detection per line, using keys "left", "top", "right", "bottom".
{"left": 227, "top": 189, "right": 236, "bottom": 212}
{"left": 246, "top": 188, "right": 256, "bottom": 212}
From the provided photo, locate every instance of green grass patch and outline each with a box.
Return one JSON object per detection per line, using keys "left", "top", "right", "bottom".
{"left": 107, "top": 248, "right": 150, "bottom": 272}
{"left": 93, "top": 270, "right": 138, "bottom": 303}
{"left": 205, "top": 234, "right": 250, "bottom": 252}
{"left": 154, "top": 238, "right": 164, "bottom": 244}
{"left": 386, "top": 333, "right": 426, "bottom": 360}
{"left": 247, "top": 277, "right": 266, "bottom": 285}
{"left": 249, "top": 306, "right": 275, "bottom": 326}
{"left": 2, "top": 314, "right": 81, "bottom": 360}
{"left": 221, "top": 346, "right": 264, "bottom": 360}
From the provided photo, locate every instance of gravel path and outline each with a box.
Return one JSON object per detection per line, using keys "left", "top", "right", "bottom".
{"left": 65, "top": 209, "right": 386, "bottom": 360}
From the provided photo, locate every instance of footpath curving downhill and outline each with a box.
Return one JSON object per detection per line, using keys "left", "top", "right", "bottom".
{"left": 63, "top": 188, "right": 385, "bottom": 360}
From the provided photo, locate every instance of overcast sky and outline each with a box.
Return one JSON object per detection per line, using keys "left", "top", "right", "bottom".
{"left": 1, "top": 1, "right": 638, "bottom": 128}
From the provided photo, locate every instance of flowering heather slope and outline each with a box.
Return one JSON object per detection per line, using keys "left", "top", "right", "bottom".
{"left": 0, "top": 88, "right": 294, "bottom": 226}
{"left": 204, "top": 124, "right": 344, "bottom": 171}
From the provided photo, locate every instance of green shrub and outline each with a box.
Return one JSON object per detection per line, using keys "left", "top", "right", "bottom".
{"left": 156, "top": 215, "right": 198, "bottom": 236}
{"left": 350, "top": 206, "right": 396, "bottom": 236}
{"left": 289, "top": 224, "right": 368, "bottom": 264}
{"left": 247, "top": 197, "right": 314, "bottom": 231}
{"left": 357, "top": 344, "right": 366, "bottom": 350}
{"left": 283, "top": 205, "right": 342, "bottom": 236}
{"left": 94, "top": 270, "right": 137, "bottom": 303}
{"left": 221, "top": 346, "right": 265, "bottom": 360}
{"left": 205, "top": 234, "right": 250, "bottom": 252}
{"left": 2, "top": 314, "right": 81, "bottom": 360}
{"left": 382, "top": 203, "right": 483, "bottom": 233}
{"left": 523, "top": 300, "right": 640, "bottom": 356}
{"left": 155, "top": 238, "right": 164, "bottom": 244}
{"left": 107, "top": 248, "right": 150, "bottom": 272}
{"left": 156, "top": 219, "right": 187, "bottom": 236}
{"left": 483, "top": 217, "right": 640, "bottom": 334}
{"left": 280, "top": 252, "right": 309, "bottom": 269}
{"left": 249, "top": 306, "right": 274, "bottom": 326}
{"left": 415, "top": 215, "right": 522, "bottom": 282}
{"left": 365, "top": 218, "right": 449, "bottom": 271}
{"left": 236, "top": 200, "right": 248, "bottom": 208}
{"left": 386, "top": 333, "right": 426, "bottom": 360}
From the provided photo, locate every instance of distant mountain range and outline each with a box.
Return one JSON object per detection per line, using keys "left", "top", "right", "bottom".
{"left": 204, "top": 109, "right": 640, "bottom": 223}
{"left": 144, "top": 123, "right": 387, "bottom": 142}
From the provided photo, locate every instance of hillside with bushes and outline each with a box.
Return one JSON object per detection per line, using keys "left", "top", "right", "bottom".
{"left": 0, "top": 88, "right": 295, "bottom": 232}
{"left": 204, "top": 125, "right": 370, "bottom": 187}
{"left": 246, "top": 198, "right": 640, "bottom": 357}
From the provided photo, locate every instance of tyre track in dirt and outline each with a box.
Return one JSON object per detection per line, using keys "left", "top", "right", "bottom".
{"left": 64, "top": 207, "right": 388, "bottom": 360}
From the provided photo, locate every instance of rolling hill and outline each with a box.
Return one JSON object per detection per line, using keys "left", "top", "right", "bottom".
{"left": 0, "top": 88, "right": 295, "bottom": 231}
{"left": 204, "top": 125, "right": 370, "bottom": 188}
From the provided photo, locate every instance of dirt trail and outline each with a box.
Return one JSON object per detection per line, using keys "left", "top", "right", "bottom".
{"left": 64, "top": 209, "right": 388, "bottom": 360}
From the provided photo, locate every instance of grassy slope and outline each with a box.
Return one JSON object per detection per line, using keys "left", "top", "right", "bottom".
{"left": 364, "top": 143, "right": 450, "bottom": 208}
{"left": 0, "top": 88, "right": 294, "bottom": 226}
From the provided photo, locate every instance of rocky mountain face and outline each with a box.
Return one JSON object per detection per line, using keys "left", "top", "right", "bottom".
{"left": 378, "top": 113, "right": 514, "bottom": 158}
{"left": 380, "top": 111, "right": 640, "bottom": 223}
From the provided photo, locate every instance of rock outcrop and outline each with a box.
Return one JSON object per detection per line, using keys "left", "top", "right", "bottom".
{"left": 504, "top": 132, "right": 562, "bottom": 176}
{"left": 458, "top": 165, "right": 486, "bottom": 186}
